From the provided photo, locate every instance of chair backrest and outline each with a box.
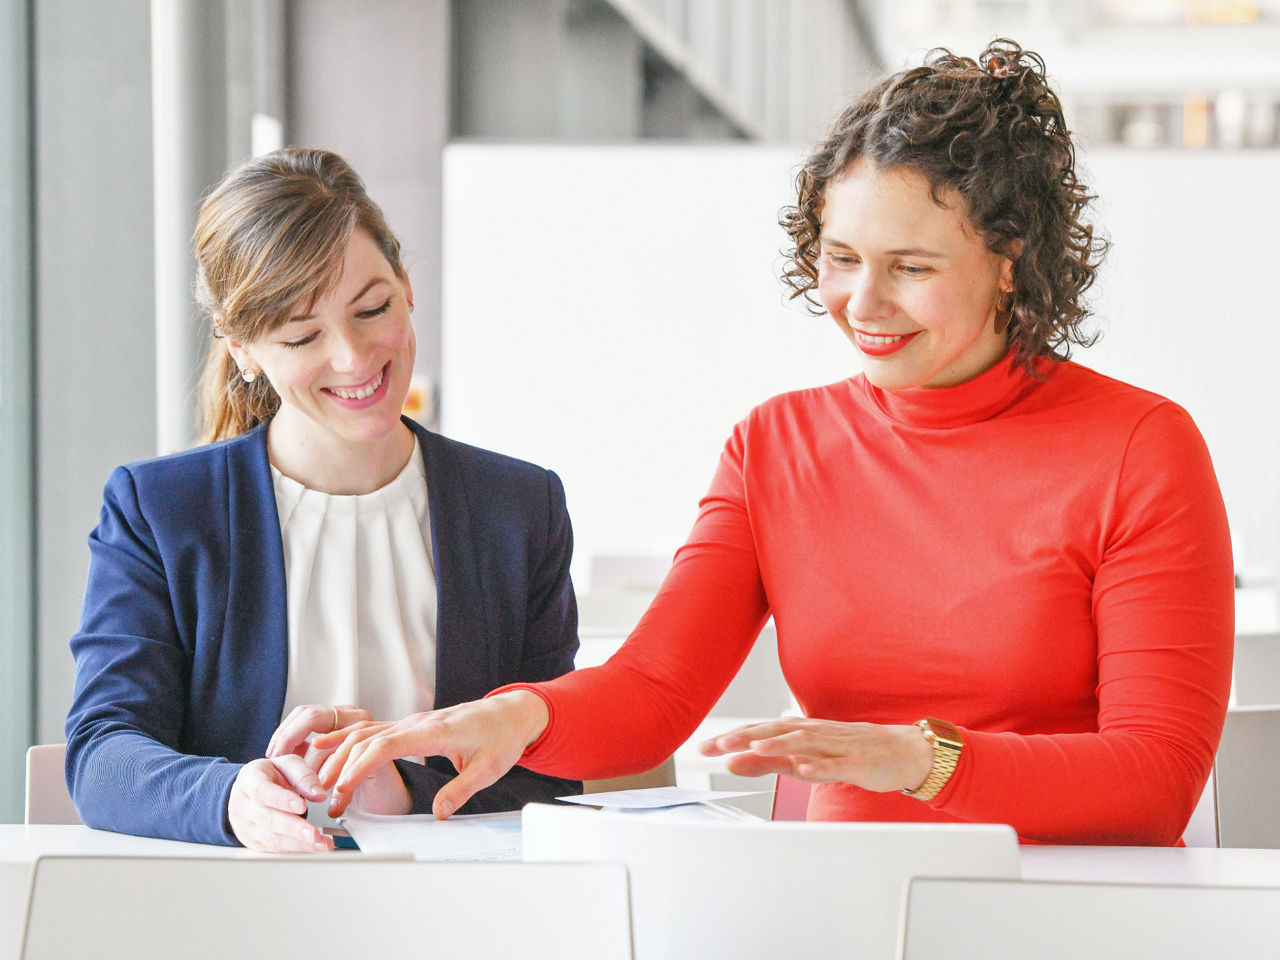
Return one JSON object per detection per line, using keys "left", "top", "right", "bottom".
{"left": 523, "top": 803, "right": 1019, "bottom": 960}
{"left": 770, "top": 773, "right": 812, "bottom": 821}
{"left": 21, "top": 856, "right": 632, "bottom": 960}
{"left": 707, "top": 620, "right": 790, "bottom": 717}
{"left": 576, "top": 618, "right": 790, "bottom": 719}
{"left": 577, "top": 589, "right": 657, "bottom": 635}
{"left": 24, "top": 745, "right": 80, "bottom": 826}
{"left": 899, "top": 876, "right": 1280, "bottom": 959}
{"left": 585, "top": 756, "right": 676, "bottom": 795}
{"left": 589, "top": 554, "right": 671, "bottom": 592}
{"left": 1182, "top": 768, "right": 1218, "bottom": 847}
{"left": 1233, "top": 631, "right": 1280, "bottom": 706}
{"left": 1216, "top": 704, "right": 1280, "bottom": 848}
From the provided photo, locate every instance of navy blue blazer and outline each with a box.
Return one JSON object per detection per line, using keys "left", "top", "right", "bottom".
{"left": 66, "top": 418, "right": 580, "bottom": 846}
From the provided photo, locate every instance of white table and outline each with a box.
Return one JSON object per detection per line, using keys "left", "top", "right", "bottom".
{"left": 1021, "top": 843, "right": 1280, "bottom": 886}
{"left": 4, "top": 825, "right": 1280, "bottom": 960}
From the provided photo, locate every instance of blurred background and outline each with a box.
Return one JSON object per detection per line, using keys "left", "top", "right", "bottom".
{"left": 3, "top": 0, "right": 1279, "bottom": 818}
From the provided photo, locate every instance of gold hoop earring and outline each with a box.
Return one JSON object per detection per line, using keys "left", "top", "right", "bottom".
{"left": 993, "top": 290, "right": 1014, "bottom": 335}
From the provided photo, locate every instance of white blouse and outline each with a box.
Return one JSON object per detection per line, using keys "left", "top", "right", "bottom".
{"left": 272, "top": 444, "right": 437, "bottom": 722}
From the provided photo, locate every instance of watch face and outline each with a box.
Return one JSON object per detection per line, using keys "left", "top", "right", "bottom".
{"left": 924, "top": 718, "right": 964, "bottom": 750}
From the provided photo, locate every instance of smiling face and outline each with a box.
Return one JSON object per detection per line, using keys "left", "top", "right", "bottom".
{"left": 227, "top": 228, "right": 415, "bottom": 490}
{"left": 816, "top": 158, "right": 1015, "bottom": 391}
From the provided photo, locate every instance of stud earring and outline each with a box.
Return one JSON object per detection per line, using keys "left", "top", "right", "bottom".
{"left": 241, "top": 368, "right": 257, "bottom": 384}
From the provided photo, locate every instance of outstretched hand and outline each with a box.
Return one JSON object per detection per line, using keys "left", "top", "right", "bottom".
{"left": 699, "top": 716, "right": 934, "bottom": 794}
{"left": 313, "top": 690, "right": 551, "bottom": 819}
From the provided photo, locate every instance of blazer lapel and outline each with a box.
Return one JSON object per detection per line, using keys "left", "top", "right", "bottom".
{"left": 412, "top": 421, "right": 496, "bottom": 708}
{"left": 223, "top": 424, "right": 289, "bottom": 751}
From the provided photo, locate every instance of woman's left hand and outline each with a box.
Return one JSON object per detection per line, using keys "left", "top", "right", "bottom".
{"left": 699, "top": 717, "right": 935, "bottom": 793}
{"left": 266, "top": 703, "right": 371, "bottom": 759}
{"left": 265, "top": 703, "right": 412, "bottom": 816}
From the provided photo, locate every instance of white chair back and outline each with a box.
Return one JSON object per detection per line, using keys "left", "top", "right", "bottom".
{"left": 1216, "top": 704, "right": 1280, "bottom": 848}
{"left": 1233, "top": 630, "right": 1280, "bottom": 706}
{"left": 23, "top": 745, "right": 80, "bottom": 825}
{"left": 21, "top": 855, "right": 632, "bottom": 960}
{"left": 899, "top": 876, "right": 1280, "bottom": 959}
{"left": 523, "top": 804, "right": 1018, "bottom": 960}
{"left": 1182, "top": 768, "right": 1218, "bottom": 847}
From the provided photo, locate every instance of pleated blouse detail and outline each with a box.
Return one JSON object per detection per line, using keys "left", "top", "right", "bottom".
{"left": 272, "top": 444, "right": 437, "bottom": 722}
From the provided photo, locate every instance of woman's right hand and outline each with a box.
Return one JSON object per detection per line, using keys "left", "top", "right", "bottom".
{"left": 314, "top": 690, "right": 550, "bottom": 819}
{"left": 228, "top": 756, "right": 335, "bottom": 854}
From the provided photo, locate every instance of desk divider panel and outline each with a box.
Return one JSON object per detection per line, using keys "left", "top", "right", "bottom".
{"left": 899, "top": 877, "right": 1280, "bottom": 960}
{"left": 522, "top": 803, "right": 1019, "bottom": 960}
{"left": 20, "top": 856, "right": 632, "bottom": 960}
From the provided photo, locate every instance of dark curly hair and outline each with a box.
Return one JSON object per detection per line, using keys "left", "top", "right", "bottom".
{"left": 781, "top": 39, "right": 1106, "bottom": 369}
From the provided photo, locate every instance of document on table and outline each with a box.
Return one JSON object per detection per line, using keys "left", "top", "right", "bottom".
{"left": 341, "top": 788, "right": 767, "bottom": 859}
{"left": 558, "top": 786, "right": 768, "bottom": 810}
{"left": 341, "top": 809, "right": 523, "bottom": 861}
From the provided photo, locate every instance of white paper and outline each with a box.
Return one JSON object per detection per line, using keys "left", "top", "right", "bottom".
{"left": 341, "top": 808, "right": 523, "bottom": 861}
{"left": 557, "top": 786, "right": 768, "bottom": 809}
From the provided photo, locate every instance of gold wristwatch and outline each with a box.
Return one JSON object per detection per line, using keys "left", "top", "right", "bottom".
{"left": 901, "top": 718, "right": 964, "bottom": 802}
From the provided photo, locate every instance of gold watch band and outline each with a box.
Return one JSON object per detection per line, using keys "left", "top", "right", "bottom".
{"left": 901, "top": 718, "right": 963, "bottom": 802}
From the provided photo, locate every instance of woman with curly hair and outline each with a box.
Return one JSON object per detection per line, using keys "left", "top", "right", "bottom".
{"left": 319, "top": 41, "right": 1233, "bottom": 845}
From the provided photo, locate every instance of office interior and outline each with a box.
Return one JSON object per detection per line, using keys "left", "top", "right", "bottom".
{"left": 4, "top": 0, "right": 1280, "bottom": 842}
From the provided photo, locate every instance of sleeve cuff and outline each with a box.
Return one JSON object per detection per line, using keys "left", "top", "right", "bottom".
{"left": 485, "top": 683, "right": 556, "bottom": 759}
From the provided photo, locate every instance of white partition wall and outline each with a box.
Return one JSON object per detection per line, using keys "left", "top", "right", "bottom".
{"left": 1081, "top": 150, "right": 1280, "bottom": 584}
{"left": 442, "top": 144, "right": 1280, "bottom": 589}
{"left": 442, "top": 143, "right": 856, "bottom": 589}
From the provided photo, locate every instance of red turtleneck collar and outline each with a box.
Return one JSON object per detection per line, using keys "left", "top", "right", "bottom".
{"left": 862, "top": 350, "right": 1055, "bottom": 429}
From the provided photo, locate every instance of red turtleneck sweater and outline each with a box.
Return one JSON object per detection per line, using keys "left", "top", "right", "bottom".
{"left": 504, "top": 356, "right": 1234, "bottom": 845}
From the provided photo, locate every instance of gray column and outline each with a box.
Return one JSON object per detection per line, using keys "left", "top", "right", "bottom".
{"left": 452, "top": 0, "right": 565, "bottom": 137}
{"left": 288, "top": 0, "right": 449, "bottom": 420}
{"left": 562, "top": 1, "right": 643, "bottom": 139}
{"left": 151, "top": 0, "right": 229, "bottom": 453}
{"left": 35, "top": 0, "right": 156, "bottom": 744}
{"left": 0, "top": 0, "right": 35, "bottom": 822}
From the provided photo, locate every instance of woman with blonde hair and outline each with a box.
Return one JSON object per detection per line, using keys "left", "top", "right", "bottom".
{"left": 66, "top": 147, "right": 581, "bottom": 851}
{"left": 320, "top": 41, "right": 1233, "bottom": 845}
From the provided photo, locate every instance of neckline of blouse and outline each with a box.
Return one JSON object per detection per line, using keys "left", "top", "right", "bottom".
{"left": 271, "top": 442, "right": 427, "bottom": 514}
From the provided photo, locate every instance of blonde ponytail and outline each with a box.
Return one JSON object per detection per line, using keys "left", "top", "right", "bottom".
{"left": 198, "top": 336, "right": 281, "bottom": 443}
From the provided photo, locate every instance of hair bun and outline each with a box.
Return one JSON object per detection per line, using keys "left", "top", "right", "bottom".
{"left": 986, "top": 54, "right": 1016, "bottom": 79}
{"left": 980, "top": 39, "right": 1042, "bottom": 85}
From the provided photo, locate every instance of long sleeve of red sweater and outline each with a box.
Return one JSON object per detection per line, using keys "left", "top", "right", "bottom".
{"left": 505, "top": 357, "right": 1234, "bottom": 845}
